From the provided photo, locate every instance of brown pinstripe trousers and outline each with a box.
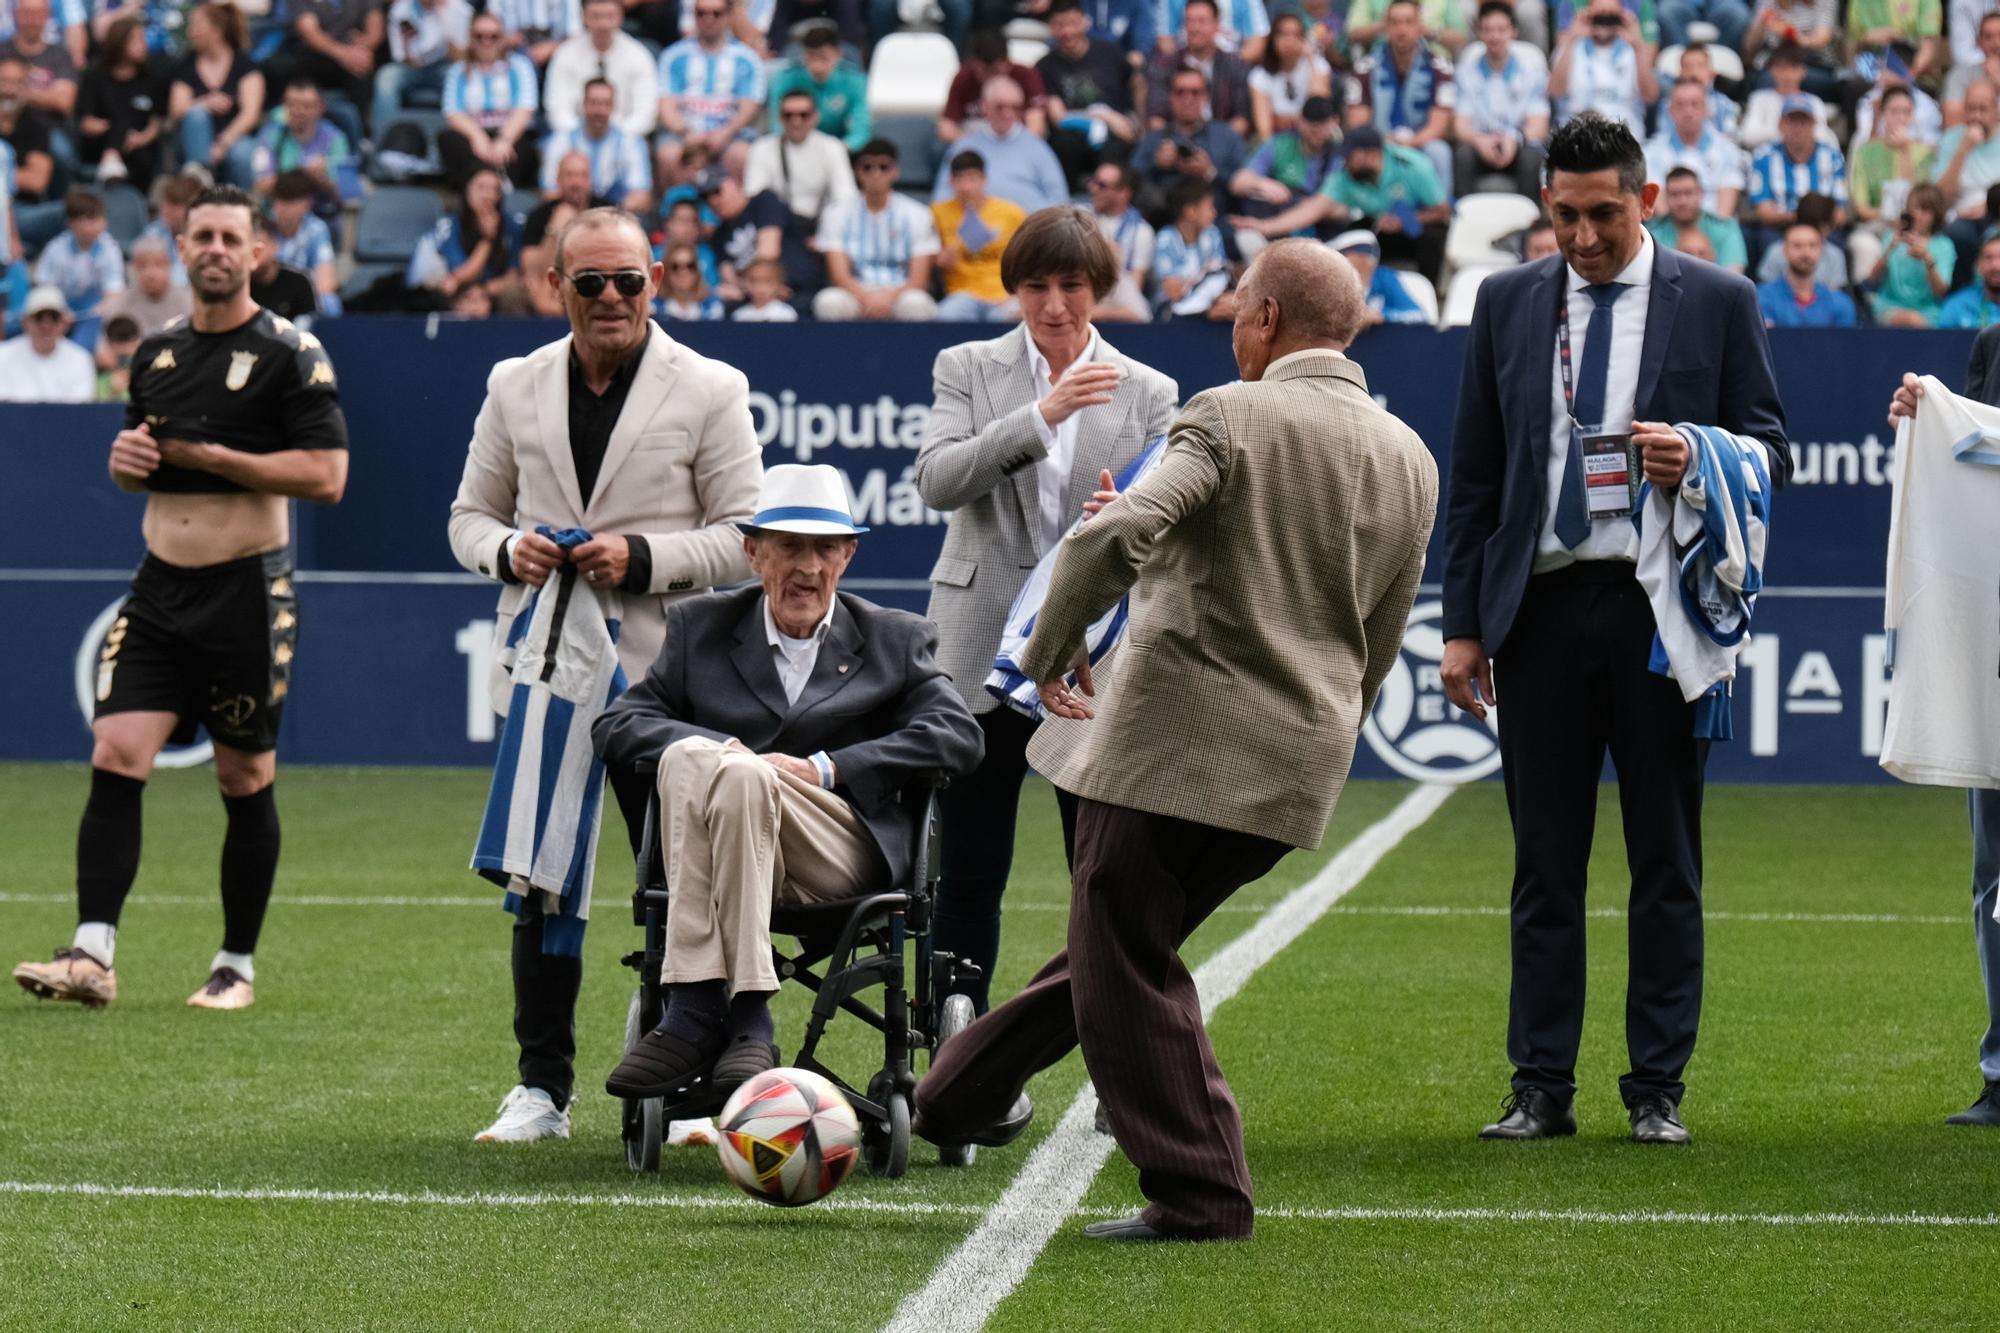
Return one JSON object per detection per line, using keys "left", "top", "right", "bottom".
{"left": 914, "top": 796, "right": 1290, "bottom": 1239}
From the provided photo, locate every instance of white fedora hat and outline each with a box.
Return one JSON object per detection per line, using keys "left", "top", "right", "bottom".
{"left": 745, "top": 464, "right": 870, "bottom": 536}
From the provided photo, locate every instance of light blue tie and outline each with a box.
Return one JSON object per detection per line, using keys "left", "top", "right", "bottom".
{"left": 1555, "top": 282, "right": 1624, "bottom": 549}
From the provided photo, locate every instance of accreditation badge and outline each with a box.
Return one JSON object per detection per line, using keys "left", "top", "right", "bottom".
{"left": 1579, "top": 428, "right": 1640, "bottom": 521}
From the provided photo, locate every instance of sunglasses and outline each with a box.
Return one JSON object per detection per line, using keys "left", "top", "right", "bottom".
{"left": 1088, "top": 177, "right": 1119, "bottom": 189}
{"left": 562, "top": 268, "right": 648, "bottom": 298}
{"left": 781, "top": 108, "right": 813, "bottom": 120}
{"left": 473, "top": 29, "right": 502, "bottom": 39}
{"left": 857, "top": 160, "right": 895, "bottom": 172}
{"left": 668, "top": 261, "right": 697, "bottom": 271}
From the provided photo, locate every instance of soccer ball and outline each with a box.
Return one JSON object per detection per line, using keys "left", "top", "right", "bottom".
{"left": 716, "top": 1067, "right": 862, "bottom": 1207}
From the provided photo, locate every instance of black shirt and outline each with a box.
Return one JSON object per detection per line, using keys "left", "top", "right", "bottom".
{"left": 1038, "top": 40, "right": 1134, "bottom": 114}
{"left": 170, "top": 50, "right": 254, "bottom": 125}
{"left": 562, "top": 329, "right": 654, "bottom": 591}
{"left": 251, "top": 264, "right": 318, "bottom": 319}
{"left": 0, "top": 108, "right": 53, "bottom": 199}
{"left": 126, "top": 306, "right": 348, "bottom": 494}
{"left": 711, "top": 190, "right": 788, "bottom": 274}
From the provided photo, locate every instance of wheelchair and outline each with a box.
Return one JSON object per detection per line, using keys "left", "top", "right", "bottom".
{"left": 617, "top": 773, "right": 981, "bottom": 1178}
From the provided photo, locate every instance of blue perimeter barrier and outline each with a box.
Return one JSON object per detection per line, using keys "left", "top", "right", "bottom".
{"left": 0, "top": 319, "right": 1975, "bottom": 782}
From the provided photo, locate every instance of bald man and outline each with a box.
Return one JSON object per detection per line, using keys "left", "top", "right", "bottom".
{"left": 912, "top": 241, "right": 1439, "bottom": 1242}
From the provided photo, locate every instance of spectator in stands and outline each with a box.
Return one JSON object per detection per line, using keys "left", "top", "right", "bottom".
{"left": 545, "top": 0, "right": 657, "bottom": 138}
{"left": 246, "top": 210, "right": 318, "bottom": 319}
{"left": 1854, "top": 46, "right": 1943, "bottom": 145}
{"left": 1135, "top": 65, "right": 1247, "bottom": 217}
{"left": 657, "top": 0, "right": 764, "bottom": 181}
{"left": 1754, "top": 189, "right": 1849, "bottom": 284}
{"left": 0, "top": 0, "right": 78, "bottom": 124}
{"left": 1671, "top": 43, "right": 1741, "bottom": 138}
{"left": 1228, "top": 92, "right": 1341, "bottom": 252}
{"left": 932, "top": 75, "right": 1069, "bottom": 212}
{"left": 0, "top": 285, "right": 91, "bottom": 400}
{"left": 1851, "top": 84, "right": 1934, "bottom": 236}
{"left": 1870, "top": 181, "right": 1954, "bottom": 325}
{"left": 1947, "top": 13, "right": 2000, "bottom": 120}
{"left": 746, "top": 88, "right": 854, "bottom": 225}
{"left": 1744, "top": 0, "right": 1842, "bottom": 99}
{"left": 1645, "top": 78, "right": 1746, "bottom": 215}
{"left": 0, "top": 140, "right": 18, "bottom": 321}
{"left": 1247, "top": 10, "right": 1331, "bottom": 140}
{"left": 489, "top": 0, "right": 571, "bottom": 67}
{"left": 1350, "top": 0, "right": 1457, "bottom": 193}
{"left": 34, "top": 187, "right": 120, "bottom": 327}
{"left": 1523, "top": 212, "right": 1558, "bottom": 258}
{"left": 941, "top": 28, "right": 1048, "bottom": 146}
{"left": 438, "top": 12, "right": 540, "bottom": 189}
{"left": 1673, "top": 224, "right": 1716, "bottom": 259}
{"left": 0, "top": 0, "right": 87, "bottom": 65}
{"left": 1846, "top": 0, "right": 1943, "bottom": 87}
{"left": 933, "top": 149, "right": 1026, "bottom": 321}
{"left": 0, "top": 56, "right": 61, "bottom": 249}
{"left": 541, "top": 78, "right": 652, "bottom": 212}
{"left": 1081, "top": 0, "right": 1158, "bottom": 61}
{"left": 1151, "top": 175, "right": 1229, "bottom": 316}
{"left": 253, "top": 79, "right": 356, "bottom": 219}
{"left": 1331, "top": 226, "right": 1427, "bottom": 325}
{"left": 1453, "top": 1, "right": 1549, "bottom": 199}
{"left": 1740, "top": 42, "right": 1832, "bottom": 148}
{"left": 658, "top": 193, "right": 718, "bottom": 285}
{"left": 1934, "top": 78, "right": 2000, "bottom": 265}
{"left": 268, "top": 168, "right": 338, "bottom": 305}
{"left": 1659, "top": 0, "right": 1750, "bottom": 51}
{"left": 1549, "top": 0, "right": 1655, "bottom": 131}
{"left": 411, "top": 166, "right": 525, "bottom": 310}
{"left": 766, "top": 25, "right": 868, "bottom": 154}
{"left": 373, "top": 0, "right": 471, "bottom": 138}
{"left": 1346, "top": 0, "right": 1469, "bottom": 54}
{"left": 1938, "top": 227, "right": 2000, "bottom": 325}
{"left": 1757, "top": 218, "right": 1857, "bottom": 323}
{"left": 519, "top": 150, "right": 604, "bottom": 314}
{"left": 1147, "top": 0, "right": 1251, "bottom": 135}
{"left": 95, "top": 231, "right": 188, "bottom": 338}
{"left": 1952, "top": 0, "right": 2000, "bottom": 72}
{"left": 699, "top": 164, "right": 787, "bottom": 299}
{"left": 268, "top": 0, "right": 383, "bottom": 127}
{"left": 1087, "top": 160, "right": 1152, "bottom": 319}
{"left": 136, "top": 171, "right": 192, "bottom": 285}
{"left": 168, "top": 3, "right": 261, "bottom": 189}
{"left": 1158, "top": 0, "right": 1272, "bottom": 57}
{"left": 731, "top": 255, "right": 797, "bottom": 319}
{"left": 1242, "top": 123, "right": 1449, "bottom": 277}
{"left": 814, "top": 137, "right": 939, "bottom": 320}
{"left": 1646, "top": 162, "right": 1749, "bottom": 269}
{"left": 77, "top": 14, "right": 162, "bottom": 188}
{"left": 93, "top": 310, "right": 139, "bottom": 400}
{"left": 1040, "top": 0, "right": 1140, "bottom": 189}
{"left": 1748, "top": 91, "right": 1848, "bottom": 262}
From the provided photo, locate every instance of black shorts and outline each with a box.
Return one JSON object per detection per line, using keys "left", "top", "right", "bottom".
{"left": 94, "top": 550, "right": 299, "bottom": 754}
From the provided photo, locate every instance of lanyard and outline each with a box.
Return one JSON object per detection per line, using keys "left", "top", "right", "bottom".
{"left": 1557, "top": 290, "right": 1580, "bottom": 420}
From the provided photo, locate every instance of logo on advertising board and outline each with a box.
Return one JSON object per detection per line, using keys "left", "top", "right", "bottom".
{"left": 1361, "top": 600, "right": 1502, "bottom": 783}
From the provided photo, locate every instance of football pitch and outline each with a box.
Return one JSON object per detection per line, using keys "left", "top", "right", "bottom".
{"left": 1, "top": 762, "right": 1994, "bottom": 1331}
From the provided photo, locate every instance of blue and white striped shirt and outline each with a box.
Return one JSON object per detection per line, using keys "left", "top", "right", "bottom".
{"left": 1561, "top": 37, "right": 1644, "bottom": 132}
{"left": 275, "top": 214, "right": 337, "bottom": 274}
{"left": 815, "top": 194, "right": 940, "bottom": 290}
{"left": 0, "top": 0, "right": 84, "bottom": 42}
{"left": 1453, "top": 41, "right": 1549, "bottom": 138}
{"left": 678, "top": 0, "right": 775, "bottom": 34}
{"left": 1155, "top": 0, "right": 1267, "bottom": 50}
{"left": 1151, "top": 221, "right": 1225, "bottom": 291}
{"left": 488, "top": 0, "right": 579, "bottom": 40}
{"left": 0, "top": 140, "right": 13, "bottom": 268}
{"left": 33, "top": 230, "right": 125, "bottom": 316}
{"left": 1644, "top": 126, "right": 1746, "bottom": 213}
{"left": 540, "top": 124, "right": 652, "bottom": 199}
{"left": 443, "top": 52, "right": 541, "bottom": 127}
{"left": 1748, "top": 140, "right": 1849, "bottom": 212}
{"left": 659, "top": 37, "right": 763, "bottom": 137}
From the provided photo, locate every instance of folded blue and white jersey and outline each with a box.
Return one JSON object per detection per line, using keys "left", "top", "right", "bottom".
{"left": 1634, "top": 423, "right": 1772, "bottom": 740}
{"left": 986, "top": 436, "right": 1167, "bottom": 719}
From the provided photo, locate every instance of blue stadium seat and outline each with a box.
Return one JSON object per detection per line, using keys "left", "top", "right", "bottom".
{"left": 340, "top": 260, "right": 408, "bottom": 303}
{"left": 102, "top": 182, "right": 149, "bottom": 253}
{"left": 873, "top": 115, "right": 943, "bottom": 192}
{"left": 504, "top": 188, "right": 542, "bottom": 225}
{"left": 367, "top": 110, "right": 447, "bottom": 185}
{"left": 353, "top": 186, "right": 443, "bottom": 263}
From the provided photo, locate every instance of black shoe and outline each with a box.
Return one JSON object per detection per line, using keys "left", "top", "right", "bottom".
{"left": 605, "top": 1027, "right": 722, "bottom": 1100}
{"left": 1094, "top": 1102, "right": 1112, "bottom": 1135}
{"left": 1478, "top": 1087, "right": 1577, "bottom": 1140}
{"left": 1629, "top": 1092, "right": 1691, "bottom": 1144}
{"left": 1946, "top": 1080, "right": 2000, "bottom": 1127}
{"left": 710, "top": 1040, "right": 778, "bottom": 1102}
{"left": 1082, "top": 1215, "right": 1174, "bottom": 1242}
{"left": 914, "top": 1092, "right": 1034, "bottom": 1148}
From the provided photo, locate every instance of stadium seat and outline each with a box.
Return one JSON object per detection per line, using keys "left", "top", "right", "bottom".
{"left": 101, "top": 182, "right": 149, "bottom": 253}
{"left": 868, "top": 32, "right": 960, "bottom": 117}
{"left": 504, "top": 187, "right": 541, "bottom": 224}
{"left": 367, "top": 111, "right": 446, "bottom": 185}
{"left": 1657, "top": 43, "right": 1744, "bottom": 83}
{"left": 875, "top": 113, "right": 946, "bottom": 189}
{"left": 1442, "top": 264, "right": 1504, "bottom": 328}
{"left": 1445, "top": 192, "right": 1541, "bottom": 274}
{"left": 1008, "top": 37, "right": 1049, "bottom": 67}
{"left": 1002, "top": 16, "right": 1051, "bottom": 41}
{"left": 1398, "top": 270, "right": 1439, "bottom": 326}
{"left": 339, "top": 259, "right": 407, "bottom": 303}
{"left": 353, "top": 186, "right": 443, "bottom": 263}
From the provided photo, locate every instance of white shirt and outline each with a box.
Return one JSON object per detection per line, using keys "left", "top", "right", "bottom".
{"left": 763, "top": 594, "right": 835, "bottom": 705}
{"left": 0, "top": 334, "right": 95, "bottom": 402}
{"left": 1028, "top": 327, "right": 1101, "bottom": 552}
{"left": 1536, "top": 231, "right": 1653, "bottom": 572}
{"left": 743, "top": 130, "right": 857, "bottom": 221}
{"left": 1881, "top": 379, "right": 2000, "bottom": 789}
{"left": 543, "top": 31, "right": 659, "bottom": 135}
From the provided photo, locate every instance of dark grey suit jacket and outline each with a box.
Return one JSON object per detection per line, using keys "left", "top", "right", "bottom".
{"left": 591, "top": 586, "right": 985, "bottom": 885}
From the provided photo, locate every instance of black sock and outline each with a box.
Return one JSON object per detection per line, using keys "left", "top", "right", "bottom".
{"left": 219, "top": 785, "right": 281, "bottom": 955}
{"left": 76, "top": 768, "right": 145, "bottom": 929}
{"left": 726, "top": 990, "right": 774, "bottom": 1047}
{"left": 656, "top": 979, "right": 727, "bottom": 1045}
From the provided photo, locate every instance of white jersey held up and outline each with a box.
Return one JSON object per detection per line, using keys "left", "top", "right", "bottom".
{"left": 1881, "top": 377, "right": 2000, "bottom": 790}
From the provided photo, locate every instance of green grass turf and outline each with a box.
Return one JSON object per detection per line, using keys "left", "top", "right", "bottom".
{"left": 1, "top": 766, "right": 1991, "bottom": 1330}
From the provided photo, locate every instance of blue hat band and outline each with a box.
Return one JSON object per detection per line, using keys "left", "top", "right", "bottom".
{"left": 750, "top": 505, "right": 869, "bottom": 532}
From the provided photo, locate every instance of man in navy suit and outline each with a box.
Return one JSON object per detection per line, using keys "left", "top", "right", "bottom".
{"left": 1440, "top": 113, "right": 1790, "bottom": 1146}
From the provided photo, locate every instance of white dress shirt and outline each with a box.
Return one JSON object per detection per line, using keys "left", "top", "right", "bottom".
{"left": 1028, "top": 327, "right": 1101, "bottom": 552}
{"left": 1536, "top": 231, "right": 1653, "bottom": 572}
{"left": 762, "top": 594, "right": 839, "bottom": 786}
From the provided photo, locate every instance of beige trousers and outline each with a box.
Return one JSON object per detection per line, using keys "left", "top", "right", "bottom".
{"left": 657, "top": 736, "right": 886, "bottom": 995}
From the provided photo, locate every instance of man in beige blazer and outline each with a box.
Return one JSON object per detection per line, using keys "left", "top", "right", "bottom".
{"left": 447, "top": 207, "right": 763, "bottom": 1144}
{"left": 914, "top": 240, "right": 1439, "bottom": 1242}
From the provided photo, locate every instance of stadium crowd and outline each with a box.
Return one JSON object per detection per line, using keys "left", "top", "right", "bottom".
{"left": 6, "top": 0, "right": 2000, "bottom": 400}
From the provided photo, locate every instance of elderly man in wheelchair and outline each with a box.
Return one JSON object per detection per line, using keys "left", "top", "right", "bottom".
{"left": 592, "top": 464, "right": 985, "bottom": 1113}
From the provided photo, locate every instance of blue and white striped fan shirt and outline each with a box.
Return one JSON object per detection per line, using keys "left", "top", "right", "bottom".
{"left": 539, "top": 124, "right": 652, "bottom": 198}
{"left": 1644, "top": 126, "right": 1746, "bottom": 213}
{"left": 1454, "top": 41, "right": 1550, "bottom": 138}
{"left": 443, "top": 52, "right": 541, "bottom": 128}
{"left": 659, "top": 37, "right": 764, "bottom": 137}
{"left": 1748, "top": 141, "right": 1849, "bottom": 212}
{"left": 815, "top": 194, "right": 941, "bottom": 289}
{"left": 488, "top": 0, "right": 579, "bottom": 40}
{"left": 1151, "top": 222, "right": 1226, "bottom": 290}
{"left": 275, "top": 215, "right": 336, "bottom": 274}
{"left": 1155, "top": 0, "right": 1268, "bottom": 50}
{"left": 0, "top": 0, "right": 86, "bottom": 42}
{"left": 1561, "top": 37, "right": 1643, "bottom": 131}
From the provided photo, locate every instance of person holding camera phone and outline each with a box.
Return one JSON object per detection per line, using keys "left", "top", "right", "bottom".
{"left": 1549, "top": 0, "right": 1656, "bottom": 133}
{"left": 1134, "top": 65, "right": 1246, "bottom": 220}
{"left": 1870, "top": 182, "right": 1955, "bottom": 326}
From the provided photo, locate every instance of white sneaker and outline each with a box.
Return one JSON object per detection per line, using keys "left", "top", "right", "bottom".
{"left": 668, "top": 1117, "right": 717, "bottom": 1147}
{"left": 473, "top": 1085, "right": 571, "bottom": 1143}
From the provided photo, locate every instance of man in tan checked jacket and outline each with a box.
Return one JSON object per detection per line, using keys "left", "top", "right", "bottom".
{"left": 912, "top": 239, "right": 1439, "bottom": 1242}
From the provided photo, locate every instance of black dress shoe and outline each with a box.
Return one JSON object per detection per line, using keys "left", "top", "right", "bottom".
{"left": 1946, "top": 1080, "right": 2000, "bottom": 1127}
{"left": 1628, "top": 1092, "right": 1691, "bottom": 1144}
{"left": 914, "top": 1092, "right": 1034, "bottom": 1148}
{"left": 1478, "top": 1087, "right": 1577, "bottom": 1140}
{"left": 1082, "top": 1215, "right": 1174, "bottom": 1242}
{"left": 605, "top": 1027, "right": 722, "bottom": 1099}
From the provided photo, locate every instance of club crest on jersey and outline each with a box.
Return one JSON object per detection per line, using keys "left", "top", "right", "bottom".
{"left": 226, "top": 350, "right": 258, "bottom": 390}
{"left": 151, "top": 348, "right": 176, "bottom": 371}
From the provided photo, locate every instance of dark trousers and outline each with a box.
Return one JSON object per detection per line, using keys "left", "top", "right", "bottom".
{"left": 916, "top": 797, "right": 1290, "bottom": 1238}
{"left": 1494, "top": 563, "right": 1709, "bottom": 1108}
{"left": 512, "top": 761, "right": 651, "bottom": 1106}
{"left": 437, "top": 128, "right": 541, "bottom": 192}
{"left": 932, "top": 707, "right": 1078, "bottom": 1013}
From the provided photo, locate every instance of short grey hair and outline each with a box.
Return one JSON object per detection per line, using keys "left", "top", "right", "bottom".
{"left": 552, "top": 206, "right": 650, "bottom": 270}
{"left": 1238, "top": 238, "right": 1367, "bottom": 347}
{"left": 130, "top": 233, "right": 172, "bottom": 259}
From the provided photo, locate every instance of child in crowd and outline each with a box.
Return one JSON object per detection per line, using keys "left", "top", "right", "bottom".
{"left": 731, "top": 257, "right": 797, "bottom": 321}
{"left": 656, "top": 240, "right": 723, "bottom": 320}
{"left": 33, "top": 188, "right": 125, "bottom": 338}
{"left": 1150, "top": 177, "right": 1230, "bottom": 319}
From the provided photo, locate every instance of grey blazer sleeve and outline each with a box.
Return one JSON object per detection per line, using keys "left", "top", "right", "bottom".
{"left": 591, "top": 601, "right": 732, "bottom": 770}
{"left": 913, "top": 343, "right": 1049, "bottom": 511}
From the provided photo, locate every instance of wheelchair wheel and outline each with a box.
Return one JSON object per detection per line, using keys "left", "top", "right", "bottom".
{"left": 934, "top": 994, "right": 978, "bottom": 1169}
{"left": 621, "top": 989, "right": 664, "bottom": 1173}
{"left": 862, "top": 1076, "right": 912, "bottom": 1179}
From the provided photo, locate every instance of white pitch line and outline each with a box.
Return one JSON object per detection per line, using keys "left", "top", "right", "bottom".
{"left": 0, "top": 892, "right": 502, "bottom": 909}
{"left": 880, "top": 783, "right": 1456, "bottom": 1333}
